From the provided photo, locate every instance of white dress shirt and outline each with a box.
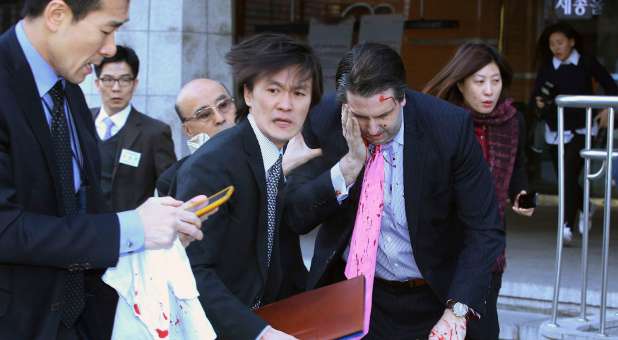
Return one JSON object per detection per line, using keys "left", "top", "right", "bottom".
{"left": 95, "top": 104, "right": 132, "bottom": 140}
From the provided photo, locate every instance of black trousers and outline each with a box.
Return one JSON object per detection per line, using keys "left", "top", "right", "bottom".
{"left": 365, "top": 276, "right": 501, "bottom": 340}
{"left": 364, "top": 279, "right": 444, "bottom": 340}
{"left": 467, "top": 272, "right": 503, "bottom": 340}
{"left": 549, "top": 134, "right": 584, "bottom": 227}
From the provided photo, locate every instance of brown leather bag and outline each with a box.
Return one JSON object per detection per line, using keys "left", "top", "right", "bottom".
{"left": 255, "top": 276, "right": 365, "bottom": 340}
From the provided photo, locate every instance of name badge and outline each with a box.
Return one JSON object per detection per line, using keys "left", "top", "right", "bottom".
{"left": 119, "top": 149, "right": 141, "bottom": 167}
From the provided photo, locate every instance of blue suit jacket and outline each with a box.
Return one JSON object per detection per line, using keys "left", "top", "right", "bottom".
{"left": 284, "top": 90, "right": 505, "bottom": 315}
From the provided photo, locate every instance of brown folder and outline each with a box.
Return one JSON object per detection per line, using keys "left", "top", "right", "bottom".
{"left": 255, "top": 276, "right": 365, "bottom": 340}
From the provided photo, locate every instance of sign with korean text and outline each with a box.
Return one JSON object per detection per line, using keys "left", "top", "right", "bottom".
{"left": 555, "top": 0, "right": 604, "bottom": 19}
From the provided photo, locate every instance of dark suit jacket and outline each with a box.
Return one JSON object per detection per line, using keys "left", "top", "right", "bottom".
{"left": 0, "top": 27, "right": 120, "bottom": 339}
{"left": 285, "top": 90, "right": 505, "bottom": 315}
{"left": 156, "top": 155, "right": 188, "bottom": 197}
{"left": 175, "top": 119, "right": 306, "bottom": 339}
{"left": 91, "top": 107, "right": 176, "bottom": 211}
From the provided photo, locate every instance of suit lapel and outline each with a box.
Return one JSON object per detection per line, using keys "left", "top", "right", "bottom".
{"left": 403, "top": 93, "right": 426, "bottom": 245}
{"left": 6, "top": 28, "right": 64, "bottom": 210}
{"left": 240, "top": 119, "right": 269, "bottom": 283}
{"left": 111, "top": 108, "right": 141, "bottom": 186}
{"left": 118, "top": 108, "right": 142, "bottom": 150}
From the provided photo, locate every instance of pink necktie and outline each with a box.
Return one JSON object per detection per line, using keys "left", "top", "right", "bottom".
{"left": 345, "top": 145, "right": 385, "bottom": 338}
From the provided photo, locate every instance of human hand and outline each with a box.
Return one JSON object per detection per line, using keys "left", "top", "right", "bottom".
{"left": 179, "top": 195, "right": 218, "bottom": 247}
{"left": 340, "top": 104, "right": 367, "bottom": 186}
{"left": 282, "top": 133, "right": 322, "bottom": 176}
{"left": 260, "top": 327, "right": 298, "bottom": 340}
{"left": 137, "top": 196, "right": 203, "bottom": 249}
{"left": 428, "top": 309, "right": 466, "bottom": 340}
{"left": 594, "top": 108, "right": 609, "bottom": 128}
{"left": 512, "top": 191, "right": 534, "bottom": 217}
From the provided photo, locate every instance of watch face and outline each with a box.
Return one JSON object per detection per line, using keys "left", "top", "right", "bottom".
{"left": 453, "top": 302, "right": 468, "bottom": 318}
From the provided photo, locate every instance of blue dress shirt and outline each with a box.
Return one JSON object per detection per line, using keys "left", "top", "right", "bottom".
{"left": 15, "top": 21, "right": 144, "bottom": 254}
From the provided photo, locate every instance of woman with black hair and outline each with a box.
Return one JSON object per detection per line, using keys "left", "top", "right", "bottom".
{"left": 424, "top": 42, "right": 534, "bottom": 340}
{"left": 532, "top": 22, "right": 617, "bottom": 244}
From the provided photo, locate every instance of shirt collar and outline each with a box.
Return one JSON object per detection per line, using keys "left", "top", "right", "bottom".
{"left": 15, "top": 20, "right": 63, "bottom": 98}
{"left": 96, "top": 104, "right": 132, "bottom": 129}
{"left": 247, "top": 114, "right": 283, "bottom": 172}
{"left": 553, "top": 49, "right": 580, "bottom": 70}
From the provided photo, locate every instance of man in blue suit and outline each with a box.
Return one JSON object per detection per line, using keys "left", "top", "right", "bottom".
{"left": 285, "top": 43, "right": 504, "bottom": 339}
{"left": 0, "top": 1, "right": 203, "bottom": 338}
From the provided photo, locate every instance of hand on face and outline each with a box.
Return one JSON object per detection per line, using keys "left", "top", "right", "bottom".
{"left": 339, "top": 104, "right": 367, "bottom": 186}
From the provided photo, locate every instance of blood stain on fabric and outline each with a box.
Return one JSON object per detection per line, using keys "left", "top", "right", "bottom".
{"left": 155, "top": 329, "right": 169, "bottom": 338}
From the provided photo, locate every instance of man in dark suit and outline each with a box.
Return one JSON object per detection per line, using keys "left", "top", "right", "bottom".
{"left": 285, "top": 43, "right": 504, "bottom": 339}
{"left": 175, "top": 33, "right": 323, "bottom": 340}
{"left": 92, "top": 45, "right": 176, "bottom": 211}
{"left": 0, "top": 1, "right": 203, "bottom": 339}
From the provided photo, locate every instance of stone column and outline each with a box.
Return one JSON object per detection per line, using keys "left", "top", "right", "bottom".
{"left": 81, "top": 0, "right": 234, "bottom": 157}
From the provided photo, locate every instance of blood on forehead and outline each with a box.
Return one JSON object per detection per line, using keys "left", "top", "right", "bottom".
{"left": 379, "top": 95, "right": 394, "bottom": 103}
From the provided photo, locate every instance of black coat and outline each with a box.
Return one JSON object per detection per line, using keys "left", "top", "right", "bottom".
{"left": 284, "top": 90, "right": 505, "bottom": 315}
{"left": 532, "top": 55, "right": 618, "bottom": 131}
{"left": 175, "top": 119, "right": 306, "bottom": 339}
{"left": 91, "top": 107, "right": 176, "bottom": 211}
{"left": 0, "top": 27, "right": 119, "bottom": 339}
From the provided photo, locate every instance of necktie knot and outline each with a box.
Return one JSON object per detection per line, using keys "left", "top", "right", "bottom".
{"left": 48, "top": 80, "right": 65, "bottom": 109}
{"left": 102, "top": 116, "right": 115, "bottom": 140}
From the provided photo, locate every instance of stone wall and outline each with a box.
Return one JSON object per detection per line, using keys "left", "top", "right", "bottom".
{"left": 81, "top": 0, "right": 234, "bottom": 157}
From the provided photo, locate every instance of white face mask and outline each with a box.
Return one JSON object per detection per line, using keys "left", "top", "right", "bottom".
{"left": 186, "top": 133, "right": 210, "bottom": 154}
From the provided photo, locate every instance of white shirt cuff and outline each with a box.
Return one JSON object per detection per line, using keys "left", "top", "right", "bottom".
{"left": 331, "top": 162, "right": 350, "bottom": 203}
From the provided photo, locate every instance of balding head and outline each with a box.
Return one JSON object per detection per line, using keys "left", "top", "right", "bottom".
{"left": 176, "top": 78, "right": 237, "bottom": 139}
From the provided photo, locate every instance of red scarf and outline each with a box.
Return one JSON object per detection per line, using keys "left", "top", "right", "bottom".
{"left": 468, "top": 99, "right": 519, "bottom": 219}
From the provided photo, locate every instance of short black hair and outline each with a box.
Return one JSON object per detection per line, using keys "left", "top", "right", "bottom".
{"left": 335, "top": 42, "right": 407, "bottom": 103}
{"left": 94, "top": 45, "right": 140, "bottom": 78}
{"left": 21, "top": 0, "right": 102, "bottom": 21}
{"left": 536, "top": 21, "right": 584, "bottom": 67}
{"left": 225, "top": 33, "right": 323, "bottom": 120}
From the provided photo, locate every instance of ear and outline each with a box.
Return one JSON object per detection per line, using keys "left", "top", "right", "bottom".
{"left": 43, "top": 0, "right": 72, "bottom": 33}
{"left": 243, "top": 84, "right": 253, "bottom": 108}
{"left": 132, "top": 78, "right": 140, "bottom": 90}
{"left": 182, "top": 123, "right": 193, "bottom": 136}
{"left": 400, "top": 96, "right": 406, "bottom": 108}
{"left": 94, "top": 78, "right": 101, "bottom": 91}
{"left": 568, "top": 38, "right": 575, "bottom": 48}
{"left": 456, "top": 81, "right": 464, "bottom": 94}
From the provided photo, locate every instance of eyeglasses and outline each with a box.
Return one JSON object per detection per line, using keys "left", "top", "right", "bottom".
{"left": 182, "top": 97, "right": 235, "bottom": 123}
{"left": 98, "top": 76, "right": 135, "bottom": 88}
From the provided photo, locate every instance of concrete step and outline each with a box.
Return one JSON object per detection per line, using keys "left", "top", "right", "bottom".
{"left": 498, "top": 292, "right": 618, "bottom": 339}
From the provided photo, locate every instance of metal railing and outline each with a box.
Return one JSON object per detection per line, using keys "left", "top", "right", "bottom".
{"left": 550, "top": 95, "right": 618, "bottom": 336}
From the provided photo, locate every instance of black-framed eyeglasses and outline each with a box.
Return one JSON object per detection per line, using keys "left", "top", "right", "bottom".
{"left": 98, "top": 76, "right": 135, "bottom": 88}
{"left": 182, "top": 97, "right": 235, "bottom": 123}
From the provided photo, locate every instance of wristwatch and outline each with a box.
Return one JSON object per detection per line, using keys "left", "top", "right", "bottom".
{"left": 446, "top": 300, "right": 477, "bottom": 320}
